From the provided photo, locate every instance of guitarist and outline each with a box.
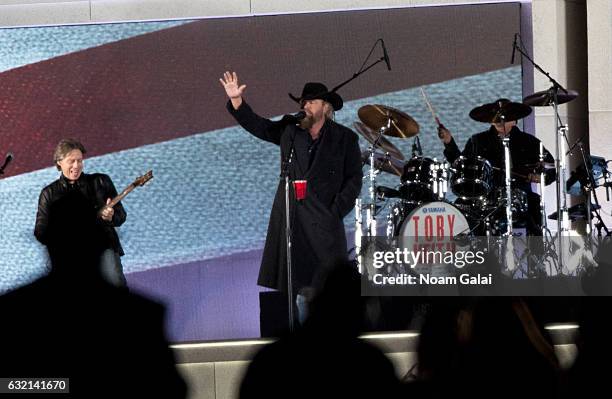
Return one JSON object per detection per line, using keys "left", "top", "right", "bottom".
{"left": 35, "top": 138, "right": 128, "bottom": 288}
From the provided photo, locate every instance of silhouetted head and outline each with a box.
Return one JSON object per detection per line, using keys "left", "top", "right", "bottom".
{"left": 304, "top": 260, "right": 365, "bottom": 335}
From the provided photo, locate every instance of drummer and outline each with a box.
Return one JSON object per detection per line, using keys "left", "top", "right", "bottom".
{"left": 437, "top": 98, "right": 555, "bottom": 235}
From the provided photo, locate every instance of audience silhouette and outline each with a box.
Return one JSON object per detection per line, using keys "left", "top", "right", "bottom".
{"left": 240, "top": 261, "right": 400, "bottom": 398}
{"left": 0, "top": 191, "right": 186, "bottom": 397}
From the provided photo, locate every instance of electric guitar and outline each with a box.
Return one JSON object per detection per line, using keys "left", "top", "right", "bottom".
{"left": 99, "top": 170, "right": 153, "bottom": 215}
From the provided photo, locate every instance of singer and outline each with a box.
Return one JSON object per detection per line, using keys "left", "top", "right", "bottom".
{"left": 34, "top": 138, "right": 128, "bottom": 288}
{"left": 220, "top": 71, "right": 362, "bottom": 313}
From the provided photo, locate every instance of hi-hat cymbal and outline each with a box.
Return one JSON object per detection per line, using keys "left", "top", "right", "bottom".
{"left": 353, "top": 121, "right": 405, "bottom": 160}
{"left": 523, "top": 89, "right": 578, "bottom": 107}
{"left": 358, "top": 104, "right": 419, "bottom": 138}
{"left": 361, "top": 150, "right": 405, "bottom": 176}
{"left": 469, "top": 100, "right": 532, "bottom": 123}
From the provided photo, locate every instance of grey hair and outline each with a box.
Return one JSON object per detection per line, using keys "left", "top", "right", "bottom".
{"left": 54, "top": 139, "right": 86, "bottom": 170}
{"left": 323, "top": 101, "right": 335, "bottom": 120}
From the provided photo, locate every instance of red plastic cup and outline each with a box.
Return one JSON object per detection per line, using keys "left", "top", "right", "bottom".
{"left": 293, "top": 180, "right": 307, "bottom": 201}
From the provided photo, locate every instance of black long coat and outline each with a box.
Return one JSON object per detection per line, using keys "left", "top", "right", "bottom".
{"left": 228, "top": 101, "right": 363, "bottom": 291}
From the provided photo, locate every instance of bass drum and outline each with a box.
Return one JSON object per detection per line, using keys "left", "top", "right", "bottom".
{"left": 398, "top": 201, "right": 470, "bottom": 239}
{"left": 386, "top": 200, "right": 418, "bottom": 238}
{"left": 392, "top": 201, "right": 472, "bottom": 278}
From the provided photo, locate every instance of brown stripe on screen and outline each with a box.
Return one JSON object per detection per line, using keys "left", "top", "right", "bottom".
{"left": 0, "top": 2, "right": 519, "bottom": 177}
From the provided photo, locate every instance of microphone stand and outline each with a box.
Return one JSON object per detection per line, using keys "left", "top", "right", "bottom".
{"left": 281, "top": 133, "right": 298, "bottom": 333}
{"left": 513, "top": 38, "right": 571, "bottom": 274}
{"left": 331, "top": 39, "right": 388, "bottom": 93}
{"left": 513, "top": 37, "right": 570, "bottom": 237}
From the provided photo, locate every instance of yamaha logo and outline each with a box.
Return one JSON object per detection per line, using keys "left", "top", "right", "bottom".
{"left": 422, "top": 207, "right": 445, "bottom": 213}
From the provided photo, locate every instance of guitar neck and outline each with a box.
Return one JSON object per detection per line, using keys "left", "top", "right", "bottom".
{"left": 104, "top": 170, "right": 153, "bottom": 209}
{"left": 108, "top": 185, "right": 135, "bottom": 208}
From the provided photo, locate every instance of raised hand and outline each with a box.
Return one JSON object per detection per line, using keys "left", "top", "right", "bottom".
{"left": 437, "top": 124, "right": 453, "bottom": 145}
{"left": 219, "top": 71, "right": 246, "bottom": 109}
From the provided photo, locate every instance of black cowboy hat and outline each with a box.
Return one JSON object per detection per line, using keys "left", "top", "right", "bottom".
{"left": 289, "top": 82, "right": 343, "bottom": 111}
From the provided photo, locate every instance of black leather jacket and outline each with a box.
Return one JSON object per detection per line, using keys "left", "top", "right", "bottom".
{"left": 34, "top": 173, "right": 126, "bottom": 255}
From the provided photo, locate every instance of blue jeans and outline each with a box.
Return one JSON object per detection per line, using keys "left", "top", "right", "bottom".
{"left": 296, "top": 293, "right": 309, "bottom": 325}
{"left": 98, "top": 249, "right": 127, "bottom": 288}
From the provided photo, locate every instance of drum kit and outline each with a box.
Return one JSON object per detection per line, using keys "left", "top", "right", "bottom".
{"left": 353, "top": 88, "right": 610, "bottom": 277}
{"left": 354, "top": 98, "right": 536, "bottom": 245}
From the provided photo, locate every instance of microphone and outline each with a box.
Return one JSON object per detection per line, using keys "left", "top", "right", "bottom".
{"left": 0, "top": 152, "right": 13, "bottom": 175}
{"left": 510, "top": 33, "right": 518, "bottom": 64}
{"left": 381, "top": 39, "right": 391, "bottom": 71}
{"left": 281, "top": 111, "right": 306, "bottom": 125}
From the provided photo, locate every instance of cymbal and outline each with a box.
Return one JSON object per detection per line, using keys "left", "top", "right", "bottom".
{"left": 361, "top": 150, "right": 405, "bottom": 176}
{"left": 469, "top": 100, "right": 532, "bottom": 123}
{"left": 357, "top": 104, "right": 419, "bottom": 138}
{"left": 353, "top": 121, "right": 405, "bottom": 160}
{"left": 523, "top": 89, "right": 578, "bottom": 107}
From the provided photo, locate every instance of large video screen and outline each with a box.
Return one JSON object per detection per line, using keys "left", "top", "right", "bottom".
{"left": 0, "top": 3, "right": 522, "bottom": 340}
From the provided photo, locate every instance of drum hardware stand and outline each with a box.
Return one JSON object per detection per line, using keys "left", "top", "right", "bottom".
{"left": 355, "top": 118, "right": 393, "bottom": 273}
{"left": 513, "top": 37, "right": 575, "bottom": 277}
{"left": 366, "top": 140, "right": 381, "bottom": 237}
{"left": 455, "top": 201, "right": 505, "bottom": 237}
{"left": 542, "top": 228, "right": 560, "bottom": 276}
{"left": 386, "top": 204, "right": 399, "bottom": 238}
{"left": 549, "top": 119, "right": 571, "bottom": 275}
{"left": 487, "top": 109, "right": 515, "bottom": 241}
{"left": 536, "top": 142, "right": 559, "bottom": 274}
{"left": 502, "top": 129, "right": 513, "bottom": 237}
{"left": 567, "top": 137, "right": 611, "bottom": 238}
{"left": 558, "top": 123, "right": 570, "bottom": 232}
{"left": 539, "top": 142, "right": 549, "bottom": 235}
{"left": 441, "top": 162, "right": 449, "bottom": 199}
{"left": 366, "top": 117, "right": 393, "bottom": 237}
{"left": 431, "top": 159, "right": 448, "bottom": 200}
{"left": 601, "top": 163, "right": 612, "bottom": 236}
{"left": 355, "top": 198, "right": 363, "bottom": 273}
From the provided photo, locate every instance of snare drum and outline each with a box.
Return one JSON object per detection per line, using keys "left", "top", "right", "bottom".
{"left": 451, "top": 156, "right": 493, "bottom": 200}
